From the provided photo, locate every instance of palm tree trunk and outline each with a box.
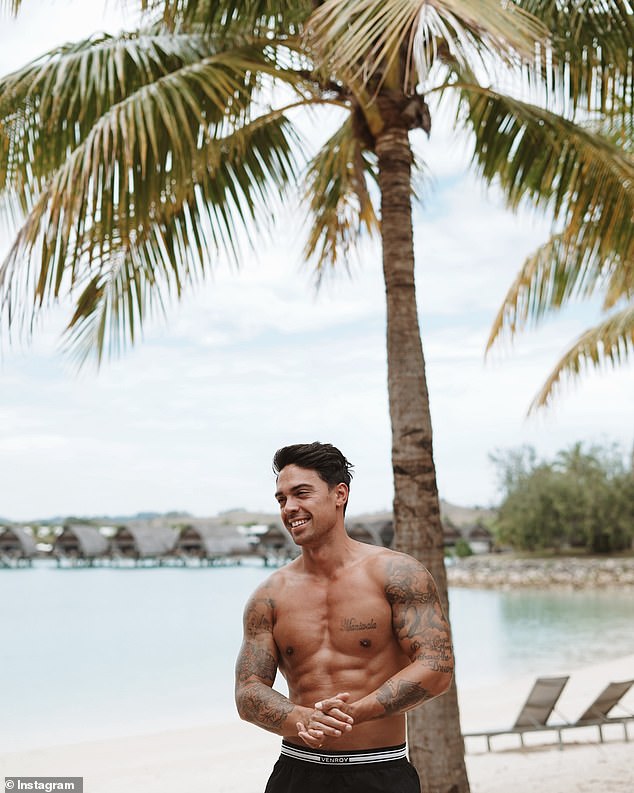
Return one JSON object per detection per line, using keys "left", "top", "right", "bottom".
{"left": 375, "top": 124, "right": 470, "bottom": 793}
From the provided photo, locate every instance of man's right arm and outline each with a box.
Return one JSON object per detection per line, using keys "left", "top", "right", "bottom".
{"left": 235, "top": 587, "right": 352, "bottom": 739}
{"left": 234, "top": 588, "right": 296, "bottom": 733}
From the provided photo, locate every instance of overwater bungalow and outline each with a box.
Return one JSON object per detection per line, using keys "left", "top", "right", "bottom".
{"left": 256, "top": 525, "right": 297, "bottom": 563}
{"left": 347, "top": 522, "right": 383, "bottom": 546}
{"left": 176, "top": 522, "right": 262, "bottom": 564}
{"left": 0, "top": 526, "right": 37, "bottom": 566}
{"left": 442, "top": 519, "right": 463, "bottom": 549}
{"left": 53, "top": 524, "right": 110, "bottom": 566}
{"left": 110, "top": 524, "right": 179, "bottom": 564}
{"left": 345, "top": 513, "right": 394, "bottom": 548}
{"left": 467, "top": 522, "right": 495, "bottom": 554}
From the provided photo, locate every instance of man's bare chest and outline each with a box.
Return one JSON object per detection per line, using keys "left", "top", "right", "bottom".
{"left": 272, "top": 575, "right": 394, "bottom": 661}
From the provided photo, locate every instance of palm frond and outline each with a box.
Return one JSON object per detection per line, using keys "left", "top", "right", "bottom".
{"left": 309, "top": 0, "right": 548, "bottom": 90}
{"left": 0, "top": 0, "right": 22, "bottom": 15}
{"left": 604, "top": 257, "right": 634, "bottom": 309}
{"left": 303, "top": 115, "right": 379, "bottom": 275}
{"left": 519, "top": 0, "right": 634, "bottom": 118}
{"left": 592, "top": 109, "right": 634, "bottom": 155}
{"left": 0, "top": 47, "right": 300, "bottom": 345}
{"left": 141, "top": 0, "right": 312, "bottom": 35}
{"left": 0, "top": 29, "right": 259, "bottom": 212}
{"left": 486, "top": 232, "right": 628, "bottom": 349}
{"left": 529, "top": 302, "right": 634, "bottom": 411}
{"left": 460, "top": 85, "right": 634, "bottom": 276}
{"left": 58, "top": 114, "right": 300, "bottom": 365}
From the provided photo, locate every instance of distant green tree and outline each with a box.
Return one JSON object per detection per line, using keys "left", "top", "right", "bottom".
{"left": 492, "top": 455, "right": 567, "bottom": 551}
{"left": 553, "top": 443, "right": 633, "bottom": 552}
{"left": 491, "top": 443, "right": 633, "bottom": 553}
{"left": 454, "top": 538, "right": 474, "bottom": 558}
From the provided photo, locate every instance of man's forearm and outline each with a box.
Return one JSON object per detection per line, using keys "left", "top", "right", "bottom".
{"left": 236, "top": 681, "right": 304, "bottom": 735}
{"left": 348, "top": 661, "right": 453, "bottom": 723}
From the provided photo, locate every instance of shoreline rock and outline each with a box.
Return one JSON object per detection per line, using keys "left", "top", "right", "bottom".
{"left": 446, "top": 554, "right": 634, "bottom": 589}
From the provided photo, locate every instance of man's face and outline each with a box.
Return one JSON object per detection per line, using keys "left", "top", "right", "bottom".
{"left": 274, "top": 464, "right": 346, "bottom": 546}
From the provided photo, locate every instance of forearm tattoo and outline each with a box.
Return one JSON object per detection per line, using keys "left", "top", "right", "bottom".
{"left": 376, "top": 679, "right": 432, "bottom": 715}
{"left": 239, "top": 684, "right": 294, "bottom": 731}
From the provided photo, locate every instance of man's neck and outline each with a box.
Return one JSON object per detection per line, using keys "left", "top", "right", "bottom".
{"left": 300, "top": 530, "right": 359, "bottom": 577}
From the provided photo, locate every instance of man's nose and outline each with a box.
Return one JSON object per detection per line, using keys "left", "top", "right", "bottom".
{"left": 283, "top": 496, "right": 298, "bottom": 514}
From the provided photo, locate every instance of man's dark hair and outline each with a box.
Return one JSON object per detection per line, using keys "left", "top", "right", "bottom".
{"left": 272, "top": 442, "right": 354, "bottom": 492}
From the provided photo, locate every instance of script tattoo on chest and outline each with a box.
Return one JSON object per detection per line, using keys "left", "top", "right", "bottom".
{"left": 340, "top": 617, "right": 377, "bottom": 631}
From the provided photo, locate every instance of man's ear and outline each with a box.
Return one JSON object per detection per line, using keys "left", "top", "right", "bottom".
{"left": 335, "top": 483, "right": 349, "bottom": 508}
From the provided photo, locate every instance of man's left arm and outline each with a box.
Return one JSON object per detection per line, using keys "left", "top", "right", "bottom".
{"left": 346, "top": 555, "right": 454, "bottom": 723}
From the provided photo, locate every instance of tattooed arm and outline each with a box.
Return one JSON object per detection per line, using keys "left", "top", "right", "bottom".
{"left": 234, "top": 588, "right": 292, "bottom": 734}
{"left": 345, "top": 555, "right": 454, "bottom": 725}
{"left": 234, "top": 584, "right": 352, "bottom": 739}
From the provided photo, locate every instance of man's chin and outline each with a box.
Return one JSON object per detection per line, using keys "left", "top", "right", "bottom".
{"left": 290, "top": 528, "right": 314, "bottom": 546}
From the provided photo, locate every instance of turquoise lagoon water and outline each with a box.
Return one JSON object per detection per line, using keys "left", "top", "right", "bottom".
{"left": 1, "top": 563, "right": 633, "bottom": 751}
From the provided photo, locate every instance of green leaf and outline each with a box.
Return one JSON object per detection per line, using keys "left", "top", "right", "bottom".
{"left": 461, "top": 84, "right": 634, "bottom": 285}
{"left": 57, "top": 114, "right": 300, "bottom": 365}
{"left": 529, "top": 303, "right": 634, "bottom": 410}
{"left": 519, "top": 0, "right": 634, "bottom": 118}
{"left": 303, "top": 115, "right": 379, "bottom": 274}
{"left": 309, "top": 0, "right": 548, "bottom": 89}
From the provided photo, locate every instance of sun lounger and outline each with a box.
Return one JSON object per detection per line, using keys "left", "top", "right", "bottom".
{"left": 463, "top": 675, "right": 570, "bottom": 751}
{"left": 565, "top": 679, "right": 634, "bottom": 743}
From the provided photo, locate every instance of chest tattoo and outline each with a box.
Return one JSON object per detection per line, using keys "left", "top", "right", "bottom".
{"left": 340, "top": 617, "right": 377, "bottom": 632}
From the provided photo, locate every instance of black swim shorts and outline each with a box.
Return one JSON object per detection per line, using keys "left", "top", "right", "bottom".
{"left": 264, "top": 741, "right": 421, "bottom": 793}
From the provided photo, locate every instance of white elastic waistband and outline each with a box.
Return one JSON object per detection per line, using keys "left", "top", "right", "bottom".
{"left": 280, "top": 741, "right": 407, "bottom": 765}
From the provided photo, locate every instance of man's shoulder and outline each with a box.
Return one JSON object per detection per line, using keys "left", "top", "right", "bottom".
{"left": 248, "top": 559, "right": 300, "bottom": 599}
{"left": 363, "top": 545, "right": 426, "bottom": 572}
{"left": 362, "top": 546, "right": 434, "bottom": 592}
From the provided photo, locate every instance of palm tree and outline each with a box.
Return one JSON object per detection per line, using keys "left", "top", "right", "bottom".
{"left": 1, "top": 2, "right": 632, "bottom": 791}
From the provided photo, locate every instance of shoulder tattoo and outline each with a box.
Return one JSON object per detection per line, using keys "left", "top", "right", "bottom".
{"left": 244, "top": 595, "right": 275, "bottom": 638}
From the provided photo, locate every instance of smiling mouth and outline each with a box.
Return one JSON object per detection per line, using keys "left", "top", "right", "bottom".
{"left": 289, "top": 518, "right": 310, "bottom": 529}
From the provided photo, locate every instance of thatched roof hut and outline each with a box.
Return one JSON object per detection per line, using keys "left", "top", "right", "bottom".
{"left": 110, "top": 525, "right": 178, "bottom": 559}
{"left": 54, "top": 525, "right": 110, "bottom": 559}
{"left": 467, "top": 522, "right": 494, "bottom": 552}
{"left": 342, "top": 512, "right": 394, "bottom": 548}
{"left": 442, "top": 519, "right": 463, "bottom": 547}
{"left": 347, "top": 522, "right": 382, "bottom": 545}
{"left": 257, "top": 525, "right": 293, "bottom": 553}
{"left": 176, "top": 523, "right": 259, "bottom": 560}
{"left": 0, "top": 526, "right": 37, "bottom": 559}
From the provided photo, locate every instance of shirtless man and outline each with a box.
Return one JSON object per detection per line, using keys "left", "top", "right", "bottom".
{"left": 235, "top": 442, "right": 454, "bottom": 793}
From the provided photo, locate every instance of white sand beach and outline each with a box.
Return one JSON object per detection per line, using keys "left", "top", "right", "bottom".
{"left": 1, "top": 654, "right": 632, "bottom": 793}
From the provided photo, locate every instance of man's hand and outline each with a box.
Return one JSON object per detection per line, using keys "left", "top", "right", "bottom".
{"left": 296, "top": 692, "right": 354, "bottom": 748}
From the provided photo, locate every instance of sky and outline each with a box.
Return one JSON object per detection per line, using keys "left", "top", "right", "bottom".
{"left": 0, "top": 0, "right": 632, "bottom": 522}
